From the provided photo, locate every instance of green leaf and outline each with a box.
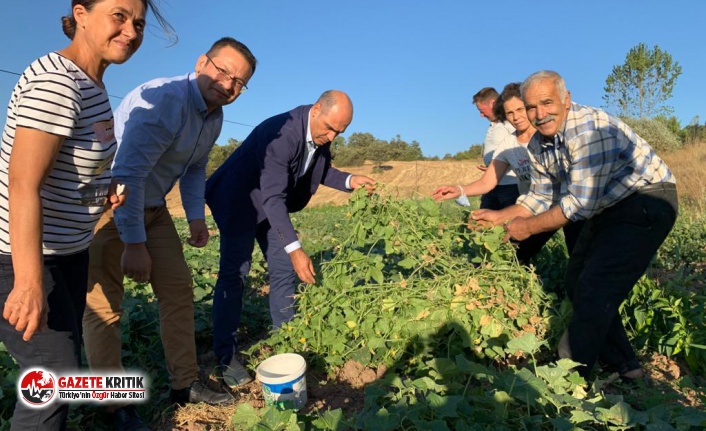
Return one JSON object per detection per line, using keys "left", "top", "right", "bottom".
{"left": 434, "top": 395, "right": 462, "bottom": 419}
{"left": 413, "top": 419, "right": 452, "bottom": 431}
{"left": 454, "top": 354, "right": 490, "bottom": 377}
{"left": 311, "top": 409, "right": 344, "bottom": 430}
{"left": 363, "top": 408, "right": 401, "bottom": 431}
{"left": 555, "top": 358, "right": 584, "bottom": 372}
{"left": 285, "top": 413, "right": 305, "bottom": 431}
{"left": 644, "top": 420, "right": 677, "bottom": 431}
{"left": 367, "top": 267, "right": 384, "bottom": 284}
{"left": 493, "top": 390, "right": 514, "bottom": 404}
{"left": 397, "top": 257, "right": 416, "bottom": 269}
{"left": 506, "top": 332, "right": 544, "bottom": 355}
{"left": 367, "top": 337, "right": 387, "bottom": 350}
{"left": 259, "top": 407, "right": 297, "bottom": 430}
{"left": 426, "top": 358, "right": 460, "bottom": 379}
{"left": 350, "top": 348, "right": 372, "bottom": 367}
{"left": 596, "top": 401, "right": 633, "bottom": 426}
{"left": 231, "top": 404, "right": 260, "bottom": 429}
{"left": 549, "top": 417, "right": 579, "bottom": 431}
{"left": 570, "top": 409, "right": 596, "bottom": 424}
{"left": 675, "top": 410, "right": 706, "bottom": 427}
{"left": 193, "top": 285, "right": 210, "bottom": 302}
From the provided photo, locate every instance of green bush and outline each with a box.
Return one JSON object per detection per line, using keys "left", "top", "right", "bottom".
{"left": 622, "top": 117, "right": 683, "bottom": 153}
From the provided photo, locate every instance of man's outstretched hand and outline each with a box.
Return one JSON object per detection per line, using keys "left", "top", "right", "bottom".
{"left": 289, "top": 248, "right": 316, "bottom": 284}
{"left": 350, "top": 175, "right": 376, "bottom": 193}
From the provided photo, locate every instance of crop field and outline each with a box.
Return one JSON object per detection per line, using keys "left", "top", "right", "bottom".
{"left": 1, "top": 183, "right": 705, "bottom": 430}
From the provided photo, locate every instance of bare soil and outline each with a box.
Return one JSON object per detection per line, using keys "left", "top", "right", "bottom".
{"left": 163, "top": 351, "right": 703, "bottom": 431}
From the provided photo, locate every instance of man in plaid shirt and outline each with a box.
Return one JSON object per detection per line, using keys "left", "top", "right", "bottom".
{"left": 472, "top": 70, "right": 678, "bottom": 381}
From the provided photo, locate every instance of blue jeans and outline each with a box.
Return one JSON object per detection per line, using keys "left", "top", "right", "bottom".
{"left": 0, "top": 250, "right": 88, "bottom": 431}
{"left": 213, "top": 221, "right": 298, "bottom": 363}
{"left": 565, "top": 183, "right": 678, "bottom": 377}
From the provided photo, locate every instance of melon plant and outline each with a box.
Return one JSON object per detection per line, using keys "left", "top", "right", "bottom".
{"left": 247, "top": 188, "right": 552, "bottom": 372}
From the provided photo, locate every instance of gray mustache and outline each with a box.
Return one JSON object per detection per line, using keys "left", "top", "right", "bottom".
{"left": 533, "top": 115, "right": 556, "bottom": 125}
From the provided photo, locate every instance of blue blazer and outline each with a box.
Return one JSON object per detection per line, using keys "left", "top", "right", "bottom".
{"left": 205, "top": 105, "right": 350, "bottom": 245}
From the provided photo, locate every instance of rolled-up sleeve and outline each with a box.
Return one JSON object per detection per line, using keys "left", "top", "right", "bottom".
{"left": 516, "top": 150, "right": 559, "bottom": 215}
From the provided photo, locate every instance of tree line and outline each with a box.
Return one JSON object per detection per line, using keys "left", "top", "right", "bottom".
{"left": 206, "top": 117, "right": 704, "bottom": 176}
{"left": 206, "top": 43, "right": 703, "bottom": 176}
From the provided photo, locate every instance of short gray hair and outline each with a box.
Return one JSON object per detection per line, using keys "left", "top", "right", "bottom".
{"left": 520, "top": 70, "right": 567, "bottom": 102}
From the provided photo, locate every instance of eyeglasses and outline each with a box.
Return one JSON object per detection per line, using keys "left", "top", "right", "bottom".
{"left": 205, "top": 54, "right": 248, "bottom": 93}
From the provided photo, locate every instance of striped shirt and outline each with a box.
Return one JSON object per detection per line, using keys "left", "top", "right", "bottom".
{"left": 0, "top": 52, "right": 116, "bottom": 255}
{"left": 517, "top": 102, "right": 675, "bottom": 221}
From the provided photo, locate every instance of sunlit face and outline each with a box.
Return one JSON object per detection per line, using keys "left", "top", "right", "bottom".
{"left": 196, "top": 46, "right": 253, "bottom": 111}
{"left": 310, "top": 102, "right": 352, "bottom": 145}
{"left": 476, "top": 100, "right": 496, "bottom": 122}
{"left": 503, "top": 97, "right": 532, "bottom": 134}
{"left": 76, "top": 0, "right": 146, "bottom": 65}
{"left": 523, "top": 78, "right": 571, "bottom": 137}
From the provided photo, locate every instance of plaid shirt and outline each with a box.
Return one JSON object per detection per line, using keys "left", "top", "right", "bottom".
{"left": 516, "top": 103, "right": 675, "bottom": 221}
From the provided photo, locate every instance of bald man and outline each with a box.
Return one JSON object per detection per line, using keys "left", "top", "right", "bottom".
{"left": 205, "top": 90, "right": 374, "bottom": 389}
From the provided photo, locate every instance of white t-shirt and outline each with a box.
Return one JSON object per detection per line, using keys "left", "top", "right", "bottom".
{"left": 0, "top": 52, "right": 116, "bottom": 255}
{"left": 494, "top": 133, "right": 533, "bottom": 194}
{"left": 482, "top": 120, "right": 517, "bottom": 186}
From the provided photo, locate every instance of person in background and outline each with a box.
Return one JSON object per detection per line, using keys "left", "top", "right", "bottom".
{"left": 82, "top": 37, "right": 256, "bottom": 428}
{"left": 472, "top": 87, "right": 519, "bottom": 210}
{"left": 433, "top": 83, "right": 582, "bottom": 264}
{"left": 0, "top": 1, "right": 171, "bottom": 430}
{"left": 472, "top": 70, "right": 678, "bottom": 380}
{"left": 205, "top": 90, "right": 375, "bottom": 390}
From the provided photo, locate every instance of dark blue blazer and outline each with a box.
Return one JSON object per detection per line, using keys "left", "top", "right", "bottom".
{"left": 205, "top": 105, "right": 350, "bottom": 245}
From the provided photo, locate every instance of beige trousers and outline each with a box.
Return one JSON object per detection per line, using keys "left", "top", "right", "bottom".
{"left": 83, "top": 206, "right": 198, "bottom": 390}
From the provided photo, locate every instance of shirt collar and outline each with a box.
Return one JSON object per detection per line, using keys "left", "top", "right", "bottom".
{"left": 188, "top": 72, "right": 218, "bottom": 116}
{"left": 538, "top": 124, "right": 567, "bottom": 148}
{"left": 305, "top": 108, "right": 315, "bottom": 150}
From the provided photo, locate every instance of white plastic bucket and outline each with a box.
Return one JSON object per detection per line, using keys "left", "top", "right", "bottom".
{"left": 256, "top": 353, "right": 307, "bottom": 410}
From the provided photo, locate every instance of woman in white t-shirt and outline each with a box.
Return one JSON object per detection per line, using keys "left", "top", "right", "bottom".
{"left": 0, "top": 1, "right": 172, "bottom": 430}
{"left": 433, "top": 83, "right": 582, "bottom": 264}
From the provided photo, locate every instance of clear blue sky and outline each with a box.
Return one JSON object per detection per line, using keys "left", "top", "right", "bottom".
{"left": 2, "top": 0, "right": 704, "bottom": 158}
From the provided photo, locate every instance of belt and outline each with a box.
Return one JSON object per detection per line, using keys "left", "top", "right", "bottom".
{"left": 637, "top": 182, "right": 676, "bottom": 194}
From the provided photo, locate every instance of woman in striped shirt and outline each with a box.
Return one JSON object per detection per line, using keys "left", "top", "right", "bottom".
{"left": 0, "top": 1, "right": 171, "bottom": 430}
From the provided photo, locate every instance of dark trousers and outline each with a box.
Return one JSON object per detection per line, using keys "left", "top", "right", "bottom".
{"left": 480, "top": 184, "right": 584, "bottom": 265}
{"left": 565, "top": 183, "right": 678, "bottom": 377}
{"left": 213, "top": 220, "right": 298, "bottom": 363}
{"left": 479, "top": 184, "right": 520, "bottom": 211}
{"left": 515, "top": 220, "right": 585, "bottom": 265}
{"left": 0, "top": 250, "right": 89, "bottom": 431}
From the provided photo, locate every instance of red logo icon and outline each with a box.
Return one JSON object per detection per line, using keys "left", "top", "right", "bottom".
{"left": 19, "top": 369, "right": 56, "bottom": 406}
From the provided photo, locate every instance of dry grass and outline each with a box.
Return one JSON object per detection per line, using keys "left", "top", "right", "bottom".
{"left": 168, "top": 160, "right": 484, "bottom": 217}
{"left": 166, "top": 143, "right": 706, "bottom": 218}
{"left": 661, "top": 141, "right": 706, "bottom": 214}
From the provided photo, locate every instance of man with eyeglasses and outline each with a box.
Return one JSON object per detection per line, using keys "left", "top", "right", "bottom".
{"left": 205, "top": 90, "right": 375, "bottom": 390}
{"left": 82, "top": 37, "right": 256, "bottom": 425}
